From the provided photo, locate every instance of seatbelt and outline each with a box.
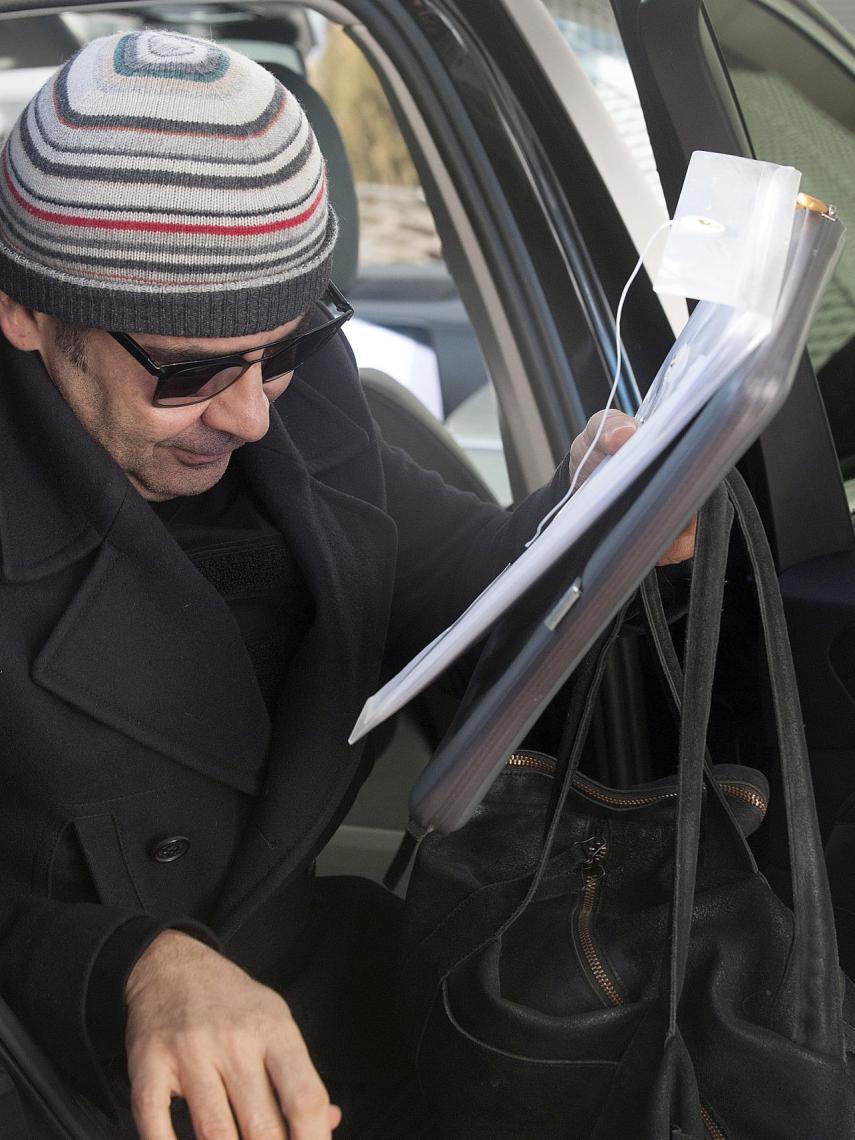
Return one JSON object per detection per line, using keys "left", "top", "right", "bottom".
{"left": 0, "top": 1063, "right": 28, "bottom": 1140}
{"left": 0, "top": 995, "right": 113, "bottom": 1140}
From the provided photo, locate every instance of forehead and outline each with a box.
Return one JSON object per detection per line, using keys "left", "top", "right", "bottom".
{"left": 131, "top": 312, "right": 307, "bottom": 363}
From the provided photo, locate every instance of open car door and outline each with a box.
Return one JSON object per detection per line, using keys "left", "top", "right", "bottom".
{"left": 611, "top": 0, "right": 855, "bottom": 971}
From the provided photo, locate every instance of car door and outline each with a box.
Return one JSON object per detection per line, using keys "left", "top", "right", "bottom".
{"left": 601, "top": 0, "right": 855, "bottom": 973}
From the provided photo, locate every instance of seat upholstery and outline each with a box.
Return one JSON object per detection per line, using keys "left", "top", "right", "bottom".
{"left": 261, "top": 62, "right": 360, "bottom": 294}
{"left": 360, "top": 368, "right": 496, "bottom": 503}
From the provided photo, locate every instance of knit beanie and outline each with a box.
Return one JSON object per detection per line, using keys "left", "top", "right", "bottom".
{"left": 0, "top": 30, "right": 338, "bottom": 337}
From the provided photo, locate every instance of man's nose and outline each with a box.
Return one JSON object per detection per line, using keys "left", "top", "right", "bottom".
{"left": 200, "top": 362, "right": 271, "bottom": 442}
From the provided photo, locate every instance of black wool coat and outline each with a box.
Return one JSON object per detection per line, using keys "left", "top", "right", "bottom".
{"left": 0, "top": 331, "right": 569, "bottom": 1110}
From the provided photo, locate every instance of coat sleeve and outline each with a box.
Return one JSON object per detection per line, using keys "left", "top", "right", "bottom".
{"left": 0, "top": 894, "right": 217, "bottom": 1113}
{"left": 381, "top": 440, "right": 572, "bottom": 665}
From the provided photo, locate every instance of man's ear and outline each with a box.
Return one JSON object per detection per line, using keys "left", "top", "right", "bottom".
{"left": 0, "top": 292, "right": 45, "bottom": 351}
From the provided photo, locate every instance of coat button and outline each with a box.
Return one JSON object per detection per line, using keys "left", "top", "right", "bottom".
{"left": 150, "top": 836, "right": 190, "bottom": 864}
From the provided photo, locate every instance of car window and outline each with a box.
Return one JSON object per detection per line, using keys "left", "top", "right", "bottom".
{"left": 546, "top": 0, "right": 667, "bottom": 213}
{"left": 308, "top": 20, "right": 512, "bottom": 503}
{"left": 704, "top": 0, "right": 855, "bottom": 502}
{"left": 0, "top": 4, "right": 513, "bottom": 506}
{"left": 539, "top": 0, "right": 689, "bottom": 345}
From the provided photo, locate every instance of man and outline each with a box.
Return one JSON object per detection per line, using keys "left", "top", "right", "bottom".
{"left": 0, "top": 29, "right": 692, "bottom": 1140}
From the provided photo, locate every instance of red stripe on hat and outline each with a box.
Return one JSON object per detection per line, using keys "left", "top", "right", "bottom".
{"left": 4, "top": 155, "right": 325, "bottom": 236}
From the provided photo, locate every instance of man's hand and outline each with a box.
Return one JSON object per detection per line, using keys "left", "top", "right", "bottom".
{"left": 125, "top": 931, "right": 341, "bottom": 1140}
{"left": 569, "top": 410, "right": 697, "bottom": 565}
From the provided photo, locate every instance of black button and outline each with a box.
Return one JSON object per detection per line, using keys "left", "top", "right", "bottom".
{"left": 150, "top": 836, "right": 190, "bottom": 864}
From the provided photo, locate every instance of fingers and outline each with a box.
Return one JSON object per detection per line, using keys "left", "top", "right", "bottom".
{"left": 657, "top": 513, "right": 698, "bottom": 566}
{"left": 125, "top": 934, "right": 335, "bottom": 1140}
{"left": 133, "top": 1045, "right": 332, "bottom": 1140}
{"left": 181, "top": 1053, "right": 239, "bottom": 1140}
{"left": 210, "top": 1054, "right": 285, "bottom": 1140}
{"left": 568, "top": 409, "right": 695, "bottom": 565}
{"left": 130, "top": 1023, "right": 333, "bottom": 1140}
{"left": 129, "top": 1053, "right": 180, "bottom": 1140}
{"left": 569, "top": 410, "right": 637, "bottom": 484}
{"left": 266, "top": 1043, "right": 335, "bottom": 1140}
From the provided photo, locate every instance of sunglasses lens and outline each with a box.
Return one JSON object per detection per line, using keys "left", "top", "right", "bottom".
{"left": 260, "top": 344, "right": 299, "bottom": 383}
{"left": 261, "top": 324, "right": 340, "bottom": 382}
{"left": 148, "top": 295, "right": 351, "bottom": 406}
{"left": 156, "top": 363, "right": 246, "bottom": 406}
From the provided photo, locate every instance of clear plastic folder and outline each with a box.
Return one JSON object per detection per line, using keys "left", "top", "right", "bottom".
{"left": 358, "top": 202, "right": 845, "bottom": 834}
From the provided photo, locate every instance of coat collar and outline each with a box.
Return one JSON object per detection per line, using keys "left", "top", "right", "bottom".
{"left": 0, "top": 339, "right": 127, "bottom": 583}
{"left": 214, "top": 367, "right": 398, "bottom": 922}
{"left": 0, "top": 336, "right": 396, "bottom": 818}
{"left": 0, "top": 336, "right": 378, "bottom": 582}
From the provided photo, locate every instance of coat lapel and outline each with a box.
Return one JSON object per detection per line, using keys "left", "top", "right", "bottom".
{"left": 214, "top": 373, "right": 398, "bottom": 926}
{"left": 1, "top": 342, "right": 270, "bottom": 794}
{"left": 1, "top": 336, "right": 398, "bottom": 923}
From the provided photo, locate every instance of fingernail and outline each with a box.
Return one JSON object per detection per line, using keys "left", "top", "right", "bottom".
{"left": 604, "top": 425, "right": 635, "bottom": 445}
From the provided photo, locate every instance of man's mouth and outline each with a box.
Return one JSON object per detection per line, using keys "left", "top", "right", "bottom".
{"left": 171, "top": 446, "right": 233, "bottom": 466}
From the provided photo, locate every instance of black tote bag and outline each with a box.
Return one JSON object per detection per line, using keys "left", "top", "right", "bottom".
{"left": 399, "top": 472, "right": 855, "bottom": 1139}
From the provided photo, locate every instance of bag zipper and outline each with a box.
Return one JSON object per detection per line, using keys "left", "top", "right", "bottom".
{"left": 575, "top": 835, "right": 728, "bottom": 1139}
{"left": 701, "top": 1103, "right": 727, "bottom": 1139}
{"left": 575, "top": 834, "right": 622, "bottom": 1007}
{"left": 508, "top": 752, "right": 730, "bottom": 1139}
{"left": 506, "top": 752, "right": 767, "bottom": 815}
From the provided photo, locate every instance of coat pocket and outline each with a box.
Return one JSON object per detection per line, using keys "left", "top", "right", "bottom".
{"left": 48, "top": 811, "right": 142, "bottom": 909}
{"left": 52, "top": 778, "right": 252, "bottom": 920}
{"left": 74, "top": 813, "right": 144, "bottom": 909}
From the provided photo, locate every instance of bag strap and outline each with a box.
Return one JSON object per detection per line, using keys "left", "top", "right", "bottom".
{"left": 660, "top": 472, "right": 842, "bottom": 1056}
{"left": 664, "top": 482, "right": 733, "bottom": 1038}
{"left": 640, "top": 557, "right": 756, "bottom": 877}
{"left": 496, "top": 604, "right": 630, "bottom": 936}
{"left": 399, "top": 610, "right": 627, "bottom": 1038}
{"left": 726, "top": 469, "right": 842, "bottom": 1052}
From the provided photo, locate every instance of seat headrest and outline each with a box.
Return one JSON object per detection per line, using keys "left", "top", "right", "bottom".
{"left": 262, "top": 63, "right": 359, "bottom": 295}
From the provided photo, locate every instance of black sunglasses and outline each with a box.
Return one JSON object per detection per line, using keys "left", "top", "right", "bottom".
{"left": 110, "top": 283, "right": 353, "bottom": 407}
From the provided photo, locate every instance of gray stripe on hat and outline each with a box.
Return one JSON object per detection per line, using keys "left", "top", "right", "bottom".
{"left": 0, "top": 194, "right": 329, "bottom": 261}
{"left": 20, "top": 107, "right": 316, "bottom": 194}
{"left": 35, "top": 81, "right": 308, "bottom": 172}
{"left": 54, "top": 56, "right": 289, "bottom": 138}
{"left": 0, "top": 202, "right": 330, "bottom": 279}
{"left": 0, "top": 214, "right": 338, "bottom": 335}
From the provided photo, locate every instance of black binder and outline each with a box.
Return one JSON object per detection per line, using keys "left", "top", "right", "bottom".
{"left": 408, "top": 204, "right": 845, "bottom": 833}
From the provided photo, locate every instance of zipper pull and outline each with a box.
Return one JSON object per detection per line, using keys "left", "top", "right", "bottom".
{"left": 578, "top": 834, "right": 608, "bottom": 876}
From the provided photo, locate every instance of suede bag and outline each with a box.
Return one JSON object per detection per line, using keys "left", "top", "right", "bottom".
{"left": 400, "top": 473, "right": 855, "bottom": 1139}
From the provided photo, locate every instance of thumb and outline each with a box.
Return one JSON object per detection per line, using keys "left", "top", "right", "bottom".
{"left": 601, "top": 420, "right": 637, "bottom": 453}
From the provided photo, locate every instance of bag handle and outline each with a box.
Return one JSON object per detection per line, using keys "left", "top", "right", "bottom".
{"left": 640, "top": 555, "right": 757, "bottom": 877}
{"left": 663, "top": 482, "right": 732, "bottom": 1039}
{"left": 726, "top": 470, "right": 842, "bottom": 1051}
{"left": 656, "top": 472, "right": 842, "bottom": 1056}
{"left": 495, "top": 604, "right": 630, "bottom": 937}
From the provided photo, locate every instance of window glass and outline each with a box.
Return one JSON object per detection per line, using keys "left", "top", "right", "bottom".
{"left": 0, "top": 5, "right": 512, "bottom": 505}
{"left": 308, "top": 20, "right": 511, "bottom": 504}
{"left": 544, "top": 0, "right": 668, "bottom": 213}
{"left": 541, "top": 0, "right": 690, "bottom": 343}
{"left": 705, "top": 0, "right": 855, "bottom": 495}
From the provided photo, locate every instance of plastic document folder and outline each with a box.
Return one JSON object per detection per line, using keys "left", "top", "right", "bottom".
{"left": 351, "top": 202, "right": 845, "bottom": 835}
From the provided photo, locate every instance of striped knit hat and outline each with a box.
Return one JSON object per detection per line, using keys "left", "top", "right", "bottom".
{"left": 0, "top": 30, "right": 337, "bottom": 337}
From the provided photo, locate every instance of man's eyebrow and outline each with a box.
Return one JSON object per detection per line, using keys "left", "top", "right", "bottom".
{"left": 139, "top": 311, "right": 311, "bottom": 366}
{"left": 144, "top": 343, "right": 221, "bottom": 364}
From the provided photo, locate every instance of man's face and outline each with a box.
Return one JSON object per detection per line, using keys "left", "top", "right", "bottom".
{"left": 38, "top": 315, "right": 302, "bottom": 501}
